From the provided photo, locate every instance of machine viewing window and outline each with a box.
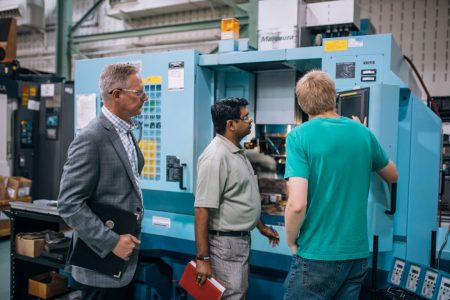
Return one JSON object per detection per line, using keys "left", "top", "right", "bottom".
{"left": 337, "top": 88, "right": 370, "bottom": 125}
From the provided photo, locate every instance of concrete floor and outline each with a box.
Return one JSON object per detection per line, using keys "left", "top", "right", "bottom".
{"left": 0, "top": 237, "right": 10, "bottom": 300}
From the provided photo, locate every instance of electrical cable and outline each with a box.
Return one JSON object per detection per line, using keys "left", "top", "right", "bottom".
{"left": 437, "top": 221, "right": 450, "bottom": 269}
{"left": 403, "top": 55, "right": 440, "bottom": 116}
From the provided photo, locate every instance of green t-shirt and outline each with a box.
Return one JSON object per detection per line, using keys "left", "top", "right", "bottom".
{"left": 284, "top": 117, "right": 389, "bottom": 260}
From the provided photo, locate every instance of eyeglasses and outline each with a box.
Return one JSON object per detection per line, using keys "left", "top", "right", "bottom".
{"left": 109, "top": 88, "right": 146, "bottom": 97}
{"left": 236, "top": 115, "right": 252, "bottom": 122}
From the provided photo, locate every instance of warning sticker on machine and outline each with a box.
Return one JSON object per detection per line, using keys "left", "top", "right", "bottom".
{"left": 41, "top": 83, "right": 55, "bottom": 97}
{"left": 348, "top": 38, "right": 364, "bottom": 48}
{"left": 144, "top": 76, "right": 162, "bottom": 84}
{"left": 152, "top": 216, "right": 171, "bottom": 228}
{"left": 168, "top": 61, "right": 184, "bottom": 91}
{"left": 324, "top": 40, "right": 348, "bottom": 52}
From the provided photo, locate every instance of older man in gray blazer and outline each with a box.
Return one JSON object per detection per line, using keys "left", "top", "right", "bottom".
{"left": 58, "top": 63, "right": 148, "bottom": 299}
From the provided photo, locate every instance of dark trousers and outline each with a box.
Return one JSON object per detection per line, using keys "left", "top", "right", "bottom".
{"left": 79, "top": 282, "right": 134, "bottom": 300}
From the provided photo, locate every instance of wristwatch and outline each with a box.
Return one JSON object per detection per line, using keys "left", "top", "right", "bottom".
{"left": 196, "top": 256, "right": 210, "bottom": 261}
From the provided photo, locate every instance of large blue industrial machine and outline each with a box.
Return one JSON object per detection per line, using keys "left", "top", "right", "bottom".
{"left": 74, "top": 33, "right": 441, "bottom": 299}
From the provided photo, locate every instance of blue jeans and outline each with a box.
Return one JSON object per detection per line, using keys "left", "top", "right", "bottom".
{"left": 284, "top": 255, "right": 369, "bottom": 300}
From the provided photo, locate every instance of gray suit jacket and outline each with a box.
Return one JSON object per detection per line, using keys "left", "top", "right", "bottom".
{"left": 58, "top": 112, "right": 144, "bottom": 288}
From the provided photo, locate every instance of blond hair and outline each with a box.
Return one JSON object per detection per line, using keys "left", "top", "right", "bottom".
{"left": 295, "top": 70, "right": 336, "bottom": 116}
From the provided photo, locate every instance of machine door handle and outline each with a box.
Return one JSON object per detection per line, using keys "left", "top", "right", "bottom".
{"left": 385, "top": 182, "right": 397, "bottom": 215}
{"left": 179, "top": 163, "right": 187, "bottom": 190}
{"left": 440, "top": 169, "right": 445, "bottom": 196}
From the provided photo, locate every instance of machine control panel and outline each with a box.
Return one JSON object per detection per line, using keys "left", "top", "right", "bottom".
{"left": 166, "top": 156, "right": 182, "bottom": 182}
{"left": 135, "top": 81, "right": 162, "bottom": 181}
{"left": 20, "top": 120, "right": 33, "bottom": 147}
{"left": 437, "top": 276, "right": 450, "bottom": 300}
{"left": 420, "top": 269, "right": 438, "bottom": 299}
{"left": 327, "top": 53, "right": 383, "bottom": 88}
{"left": 389, "top": 258, "right": 405, "bottom": 286}
{"left": 405, "top": 264, "right": 422, "bottom": 292}
{"left": 387, "top": 258, "right": 450, "bottom": 300}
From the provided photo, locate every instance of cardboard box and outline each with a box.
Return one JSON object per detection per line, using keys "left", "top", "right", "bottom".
{"left": 0, "top": 196, "right": 33, "bottom": 211}
{"left": 15, "top": 233, "right": 45, "bottom": 257}
{"left": 13, "top": 196, "right": 32, "bottom": 203}
{"left": 7, "top": 177, "right": 32, "bottom": 199}
{"left": 0, "top": 219, "right": 10, "bottom": 237}
{"left": 0, "top": 176, "right": 6, "bottom": 200}
{"left": 28, "top": 271, "right": 69, "bottom": 299}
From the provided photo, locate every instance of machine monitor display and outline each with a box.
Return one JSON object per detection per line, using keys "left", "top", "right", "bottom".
{"left": 337, "top": 88, "right": 370, "bottom": 125}
{"left": 336, "top": 62, "right": 356, "bottom": 79}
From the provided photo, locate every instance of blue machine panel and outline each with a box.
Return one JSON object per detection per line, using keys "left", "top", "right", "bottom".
{"left": 322, "top": 34, "right": 415, "bottom": 92}
{"left": 74, "top": 50, "right": 213, "bottom": 196}
{"left": 407, "top": 94, "right": 440, "bottom": 264}
{"left": 366, "top": 84, "right": 399, "bottom": 253}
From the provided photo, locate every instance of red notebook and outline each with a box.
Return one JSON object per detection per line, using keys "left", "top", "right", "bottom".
{"left": 179, "top": 260, "right": 226, "bottom": 300}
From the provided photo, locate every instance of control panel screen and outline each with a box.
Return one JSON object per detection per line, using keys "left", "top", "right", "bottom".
{"left": 340, "top": 95, "right": 361, "bottom": 118}
{"left": 337, "top": 88, "right": 369, "bottom": 124}
{"left": 336, "top": 62, "right": 356, "bottom": 79}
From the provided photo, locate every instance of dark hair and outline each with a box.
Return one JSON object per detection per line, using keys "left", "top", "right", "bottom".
{"left": 211, "top": 97, "right": 249, "bottom": 134}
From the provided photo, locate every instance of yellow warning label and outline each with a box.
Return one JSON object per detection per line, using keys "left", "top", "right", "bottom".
{"left": 143, "top": 76, "right": 162, "bottom": 84}
{"left": 30, "top": 87, "right": 37, "bottom": 97}
{"left": 324, "top": 40, "right": 348, "bottom": 52}
{"left": 22, "top": 86, "right": 29, "bottom": 106}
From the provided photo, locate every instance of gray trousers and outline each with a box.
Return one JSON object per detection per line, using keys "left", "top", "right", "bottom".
{"left": 209, "top": 235, "right": 251, "bottom": 300}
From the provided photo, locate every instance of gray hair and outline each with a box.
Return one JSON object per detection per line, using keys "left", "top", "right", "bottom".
{"left": 99, "top": 63, "right": 139, "bottom": 101}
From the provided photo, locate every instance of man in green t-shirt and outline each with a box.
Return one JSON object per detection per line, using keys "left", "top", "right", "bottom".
{"left": 283, "top": 70, "right": 398, "bottom": 300}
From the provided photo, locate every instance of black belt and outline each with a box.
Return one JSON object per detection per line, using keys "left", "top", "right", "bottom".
{"left": 209, "top": 230, "right": 249, "bottom": 237}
